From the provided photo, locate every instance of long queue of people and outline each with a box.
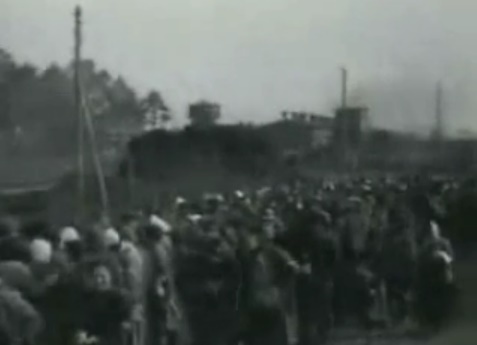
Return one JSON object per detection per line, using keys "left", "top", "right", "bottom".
{"left": 0, "top": 176, "right": 460, "bottom": 345}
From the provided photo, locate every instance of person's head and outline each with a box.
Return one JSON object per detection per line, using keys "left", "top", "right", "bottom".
{"left": 148, "top": 215, "right": 172, "bottom": 238}
{"left": 262, "top": 222, "right": 276, "bottom": 241}
{"left": 30, "top": 238, "right": 53, "bottom": 264}
{"left": 310, "top": 208, "right": 331, "bottom": 232}
{"left": 92, "top": 264, "right": 113, "bottom": 291}
{"left": 102, "top": 228, "right": 121, "bottom": 251}
{"left": 234, "top": 190, "right": 245, "bottom": 200}
{"left": 0, "top": 217, "right": 19, "bottom": 239}
{"left": 203, "top": 194, "right": 223, "bottom": 214}
{"left": 64, "top": 240, "right": 84, "bottom": 262}
{"left": 21, "top": 220, "right": 51, "bottom": 241}
{"left": 246, "top": 232, "right": 261, "bottom": 251}
{"left": 175, "top": 197, "right": 189, "bottom": 217}
{"left": 98, "top": 214, "right": 111, "bottom": 228}
{"left": 120, "top": 213, "right": 141, "bottom": 242}
{"left": 144, "top": 224, "right": 163, "bottom": 243}
{"left": 59, "top": 226, "right": 80, "bottom": 250}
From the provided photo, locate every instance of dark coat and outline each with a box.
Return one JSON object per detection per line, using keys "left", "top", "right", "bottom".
{"left": 81, "top": 288, "right": 132, "bottom": 345}
{"left": 0, "top": 284, "right": 43, "bottom": 345}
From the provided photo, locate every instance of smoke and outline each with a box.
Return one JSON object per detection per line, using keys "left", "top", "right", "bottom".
{"left": 346, "top": 73, "right": 477, "bottom": 138}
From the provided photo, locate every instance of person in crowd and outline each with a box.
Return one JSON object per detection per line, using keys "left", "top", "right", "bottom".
{"left": 37, "top": 227, "right": 86, "bottom": 345}
{"left": 237, "top": 218, "right": 302, "bottom": 345}
{"left": 118, "top": 215, "right": 145, "bottom": 321}
{"left": 421, "top": 221, "right": 454, "bottom": 260}
{"left": 176, "top": 214, "right": 238, "bottom": 345}
{"left": 296, "top": 208, "right": 338, "bottom": 345}
{"left": 415, "top": 220, "right": 456, "bottom": 334}
{"left": 380, "top": 216, "right": 417, "bottom": 327}
{"left": 0, "top": 260, "right": 36, "bottom": 298}
{"left": 93, "top": 227, "right": 124, "bottom": 289}
{"left": 0, "top": 175, "right": 468, "bottom": 345}
{"left": 29, "top": 237, "right": 62, "bottom": 297}
{"left": 78, "top": 263, "right": 133, "bottom": 345}
{"left": 0, "top": 277, "right": 43, "bottom": 345}
{"left": 54, "top": 226, "right": 84, "bottom": 275}
{"left": 142, "top": 215, "right": 182, "bottom": 345}
{"left": 0, "top": 217, "right": 31, "bottom": 263}
{"left": 119, "top": 212, "right": 143, "bottom": 242}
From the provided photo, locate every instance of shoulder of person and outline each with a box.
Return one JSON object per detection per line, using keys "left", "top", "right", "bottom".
{"left": 0, "top": 287, "right": 38, "bottom": 316}
{"left": 269, "top": 245, "right": 297, "bottom": 265}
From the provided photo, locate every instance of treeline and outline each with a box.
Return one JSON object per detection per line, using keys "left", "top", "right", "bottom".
{"left": 0, "top": 48, "right": 169, "bottom": 157}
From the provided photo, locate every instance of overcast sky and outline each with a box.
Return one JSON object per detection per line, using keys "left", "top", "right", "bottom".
{"left": 1, "top": 0, "right": 477, "bottom": 135}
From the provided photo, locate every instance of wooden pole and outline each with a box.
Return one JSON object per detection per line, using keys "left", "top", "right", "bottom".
{"left": 127, "top": 148, "right": 135, "bottom": 208}
{"left": 82, "top": 92, "right": 110, "bottom": 216}
{"left": 74, "top": 5, "right": 85, "bottom": 219}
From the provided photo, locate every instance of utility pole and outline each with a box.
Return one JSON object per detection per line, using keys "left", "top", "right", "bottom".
{"left": 74, "top": 5, "right": 85, "bottom": 219}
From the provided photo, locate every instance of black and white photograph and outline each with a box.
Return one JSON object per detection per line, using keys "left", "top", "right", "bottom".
{"left": 0, "top": 0, "right": 475, "bottom": 344}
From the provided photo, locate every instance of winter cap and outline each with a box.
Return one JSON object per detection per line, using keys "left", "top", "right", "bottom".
{"left": 30, "top": 238, "right": 53, "bottom": 263}
{"left": 234, "top": 190, "right": 245, "bottom": 199}
{"left": 175, "top": 196, "right": 187, "bottom": 205}
{"left": 103, "top": 228, "right": 120, "bottom": 248}
{"left": 187, "top": 214, "right": 203, "bottom": 224}
{"left": 59, "top": 227, "right": 80, "bottom": 248}
{"left": 149, "top": 215, "right": 172, "bottom": 233}
{"left": 430, "top": 221, "right": 441, "bottom": 239}
{"left": 434, "top": 250, "right": 452, "bottom": 264}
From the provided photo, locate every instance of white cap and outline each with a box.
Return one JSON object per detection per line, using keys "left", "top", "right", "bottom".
{"left": 59, "top": 227, "right": 80, "bottom": 247}
{"left": 256, "top": 187, "right": 270, "bottom": 197}
{"left": 434, "top": 250, "right": 453, "bottom": 264}
{"left": 263, "top": 208, "right": 276, "bottom": 220}
{"left": 149, "top": 215, "right": 172, "bottom": 233}
{"left": 103, "top": 228, "right": 120, "bottom": 248}
{"left": 30, "top": 238, "right": 53, "bottom": 263}
{"left": 362, "top": 184, "right": 372, "bottom": 192}
{"left": 430, "top": 221, "right": 441, "bottom": 239}
{"left": 187, "top": 214, "right": 203, "bottom": 224}
{"left": 348, "top": 196, "right": 362, "bottom": 204}
{"left": 234, "top": 190, "right": 245, "bottom": 199}
{"left": 175, "top": 196, "right": 186, "bottom": 205}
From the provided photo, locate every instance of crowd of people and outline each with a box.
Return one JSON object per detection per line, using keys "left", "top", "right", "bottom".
{"left": 0, "top": 175, "right": 464, "bottom": 345}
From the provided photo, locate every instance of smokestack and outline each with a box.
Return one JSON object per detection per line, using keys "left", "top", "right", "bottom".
{"left": 341, "top": 67, "right": 347, "bottom": 108}
{"left": 435, "top": 81, "right": 444, "bottom": 140}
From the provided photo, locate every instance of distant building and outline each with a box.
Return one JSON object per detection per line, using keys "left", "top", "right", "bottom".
{"left": 261, "top": 112, "right": 333, "bottom": 152}
{"left": 333, "top": 107, "right": 368, "bottom": 149}
{"left": 189, "top": 101, "right": 221, "bottom": 129}
{"left": 333, "top": 106, "right": 369, "bottom": 168}
{"left": 312, "top": 128, "right": 333, "bottom": 149}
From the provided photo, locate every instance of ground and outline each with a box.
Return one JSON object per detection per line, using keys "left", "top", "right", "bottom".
{"left": 328, "top": 252, "right": 477, "bottom": 345}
